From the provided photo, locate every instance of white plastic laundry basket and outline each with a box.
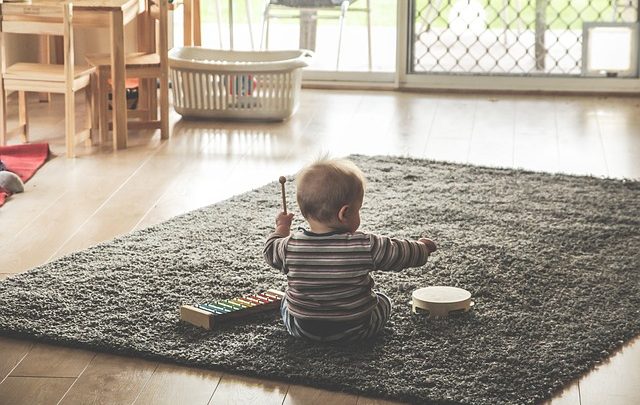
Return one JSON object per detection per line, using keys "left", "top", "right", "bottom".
{"left": 168, "top": 47, "right": 312, "bottom": 120}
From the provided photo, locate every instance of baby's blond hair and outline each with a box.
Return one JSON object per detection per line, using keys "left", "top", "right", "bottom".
{"left": 296, "top": 158, "right": 366, "bottom": 223}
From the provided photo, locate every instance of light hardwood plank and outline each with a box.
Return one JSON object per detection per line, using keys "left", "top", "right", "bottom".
{"left": 597, "top": 119, "right": 640, "bottom": 179}
{"left": 0, "top": 156, "right": 70, "bottom": 240}
{"left": 284, "top": 384, "right": 358, "bottom": 405}
{"left": 0, "top": 376, "right": 75, "bottom": 405}
{"left": 540, "top": 383, "right": 581, "bottom": 405}
{"left": 513, "top": 133, "right": 560, "bottom": 174}
{"left": 133, "top": 363, "right": 222, "bottom": 405}
{"left": 424, "top": 137, "right": 470, "bottom": 164}
{"left": 514, "top": 97, "right": 558, "bottom": 137}
{"left": 356, "top": 396, "right": 408, "bottom": 405}
{"left": 472, "top": 99, "right": 516, "bottom": 143}
{"left": 0, "top": 337, "right": 33, "bottom": 382}
{"left": 10, "top": 343, "right": 95, "bottom": 378}
{"left": 429, "top": 96, "right": 477, "bottom": 140}
{"left": 52, "top": 151, "right": 188, "bottom": 258}
{"left": 578, "top": 336, "right": 640, "bottom": 405}
{"left": 0, "top": 147, "right": 162, "bottom": 273}
{"left": 134, "top": 157, "right": 303, "bottom": 231}
{"left": 207, "top": 373, "right": 288, "bottom": 405}
{"left": 467, "top": 137, "right": 514, "bottom": 168}
{"left": 58, "top": 353, "right": 157, "bottom": 405}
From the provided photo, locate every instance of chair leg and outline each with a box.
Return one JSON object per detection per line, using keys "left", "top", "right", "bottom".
{"left": 137, "top": 78, "right": 149, "bottom": 120}
{"left": 98, "top": 67, "right": 109, "bottom": 145}
{"left": 65, "top": 89, "right": 75, "bottom": 158}
{"left": 365, "top": 0, "right": 372, "bottom": 70}
{"left": 336, "top": 1, "right": 350, "bottom": 70}
{"left": 159, "top": 77, "right": 169, "bottom": 140}
{"left": 0, "top": 81, "right": 6, "bottom": 146}
{"left": 18, "top": 91, "right": 28, "bottom": 142}
{"left": 85, "top": 79, "right": 95, "bottom": 147}
{"left": 215, "top": 0, "right": 224, "bottom": 48}
{"left": 245, "top": 0, "right": 254, "bottom": 50}
{"left": 149, "top": 78, "right": 158, "bottom": 121}
{"left": 260, "top": 1, "right": 271, "bottom": 50}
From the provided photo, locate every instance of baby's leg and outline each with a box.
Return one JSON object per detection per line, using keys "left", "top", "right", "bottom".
{"left": 280, "top": 299, "right": 305, "bottom": 339}
{"left": 360, "top": 291, "right": 392, "bottom": 339}
{"left": 280, "top": 293, "right": 392, "bottom": 342}
{"left": 281, "top": 299, "right": 363, "bottom": 341}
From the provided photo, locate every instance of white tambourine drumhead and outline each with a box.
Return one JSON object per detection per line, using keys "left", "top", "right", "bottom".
{"left": 411, "top": 286, "right": 474, "bottom": 318}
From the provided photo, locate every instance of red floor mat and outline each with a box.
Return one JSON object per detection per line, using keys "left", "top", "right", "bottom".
{"left": 0, "top": 143, "right": 50, "bottom": 207}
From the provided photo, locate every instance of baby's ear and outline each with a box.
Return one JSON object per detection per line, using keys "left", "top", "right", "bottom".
{"left": 0, "top": 171, "right": 24, "bottom": 193}
{"left": 337, "top": 205, "right": 350, "bottom": 223}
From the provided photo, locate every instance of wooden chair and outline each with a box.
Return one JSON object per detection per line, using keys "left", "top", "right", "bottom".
{"left": 261, "top": 0, "right": 372, "bottom": 70}
{"left": 85, "top": 0, "right": 169, "bottom": 143}
{"left": 0, "top": 3, "right": 96, "bottom": 158}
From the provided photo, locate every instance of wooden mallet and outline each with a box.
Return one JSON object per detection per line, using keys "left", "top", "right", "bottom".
{"left": 279, "top": 176, "right": 287, "bottom": 214}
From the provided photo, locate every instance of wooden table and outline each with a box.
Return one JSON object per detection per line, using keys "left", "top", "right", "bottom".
{"left": 1, "top": 0, "right": 146, "bottom": 150}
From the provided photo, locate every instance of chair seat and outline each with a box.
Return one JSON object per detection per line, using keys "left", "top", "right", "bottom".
{"left": 4, "top": 63, "right": 95, "bottom": 81}
{"left": 85, "top": 52, "right": 160, "bottom": 69}
{"left": 271, "top": 0, "right": 355, "bottom": 7}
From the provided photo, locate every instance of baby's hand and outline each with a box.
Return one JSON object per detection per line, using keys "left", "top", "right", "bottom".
{"left": 275, "top": 212, "right": 294, "bottom": 229}
{"left": 419, "top": 238, "right": 437, "bottom": 254}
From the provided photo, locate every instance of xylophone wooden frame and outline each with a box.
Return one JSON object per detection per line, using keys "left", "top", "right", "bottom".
{"left": 180, "top": 289, "right": 285, "bottom": 330}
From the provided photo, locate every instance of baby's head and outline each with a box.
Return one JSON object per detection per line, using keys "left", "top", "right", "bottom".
{"left": 296, "top": 158, "right": 366, "bottom": 233}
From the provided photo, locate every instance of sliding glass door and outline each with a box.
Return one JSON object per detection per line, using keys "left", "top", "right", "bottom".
{"left": 400, "top": 0, "right": 640, "bottom": 91}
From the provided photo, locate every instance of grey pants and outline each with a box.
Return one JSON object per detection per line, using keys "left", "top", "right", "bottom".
{"left": 280, "top": 292, "right": 392, "bottom": 342}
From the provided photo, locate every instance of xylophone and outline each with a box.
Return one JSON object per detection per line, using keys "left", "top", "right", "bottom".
{"left": 180, "top": 289, "right": 285, "bottom": 330}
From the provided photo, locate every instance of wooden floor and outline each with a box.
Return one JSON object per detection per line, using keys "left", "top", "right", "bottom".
{"left": 0, "top": 89, "right": 639, "bottom": 405}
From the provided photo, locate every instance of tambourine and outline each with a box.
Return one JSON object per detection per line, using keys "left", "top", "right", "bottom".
{"left": 411, "top": 286, "right": 474, "bottom": 318}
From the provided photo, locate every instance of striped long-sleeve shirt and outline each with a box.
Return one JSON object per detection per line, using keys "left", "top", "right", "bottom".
{"left": 263, "top": 229, "right": 430, "bottom": 321}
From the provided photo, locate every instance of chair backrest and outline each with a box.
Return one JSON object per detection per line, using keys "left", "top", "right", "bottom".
{"left": 147, "top": 0, "right": 169, "bottom": 103}
{"left": 144, "top": 0, "right": 168, "bottom": 71}
{"left": 157, "top": 0, "right": 168, "bottom": 71}
{"left": 0, "top": 3, "right": 68, "bottom": 36}
{"left": 63, "top": 4, "right": 74, "bottom": 87}
{"left": 0, "top": 3, "right": 74, "bottom": 78}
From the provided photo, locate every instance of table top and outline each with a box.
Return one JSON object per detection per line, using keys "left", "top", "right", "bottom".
{"left": 1, "top": 0, "right": 142, "bottom": 11}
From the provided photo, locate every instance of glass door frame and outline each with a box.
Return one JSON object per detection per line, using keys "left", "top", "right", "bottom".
{"left": 304, "top": 1, "right": 640, "bottom": 93}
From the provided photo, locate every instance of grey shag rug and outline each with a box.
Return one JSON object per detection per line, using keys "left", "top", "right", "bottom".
{"left": 1, "top": 155, "right": 639, "bottom": 405}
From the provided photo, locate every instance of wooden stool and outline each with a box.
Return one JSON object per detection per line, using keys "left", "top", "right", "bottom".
{"left": 85, "top": 0, "right": 169, "bottom": 146}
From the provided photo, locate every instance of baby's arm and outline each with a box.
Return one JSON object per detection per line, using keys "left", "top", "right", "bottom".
{"left": 370, "top": 234, "right": 437, "bottom": 271}
{"left": 263, "top": 212, "right": 294, "bottom": 272}
{"left": 274, "top": 212, "right": 294, "bottom": 237}
{"left": 418, "top": 238, "right": 437, "bottom": 254}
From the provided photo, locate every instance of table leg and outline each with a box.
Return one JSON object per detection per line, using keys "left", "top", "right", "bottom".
{"left": 184, "top": 0, "right": 201, "bottom": 47}
{"left": 193, "top": 0, "right": 201, "bottom": 46}
{"left": 184, "top": 0, "right": 192, "bottom": 46}
{"left": 110, "top": 9, "right": 127, "bottom": 150}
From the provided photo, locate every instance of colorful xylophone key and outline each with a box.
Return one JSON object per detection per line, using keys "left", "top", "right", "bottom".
{"left": 180, "top": 289, "right": 285, "bottom": 330}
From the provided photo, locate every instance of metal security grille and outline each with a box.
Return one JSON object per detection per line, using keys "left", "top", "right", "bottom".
{"left": 412, "top": 0, "right": 639, "bottom": 75}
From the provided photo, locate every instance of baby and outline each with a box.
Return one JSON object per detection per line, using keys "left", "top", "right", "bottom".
{"left": 263, "top": 158, "right": 437, "bottom": 342}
